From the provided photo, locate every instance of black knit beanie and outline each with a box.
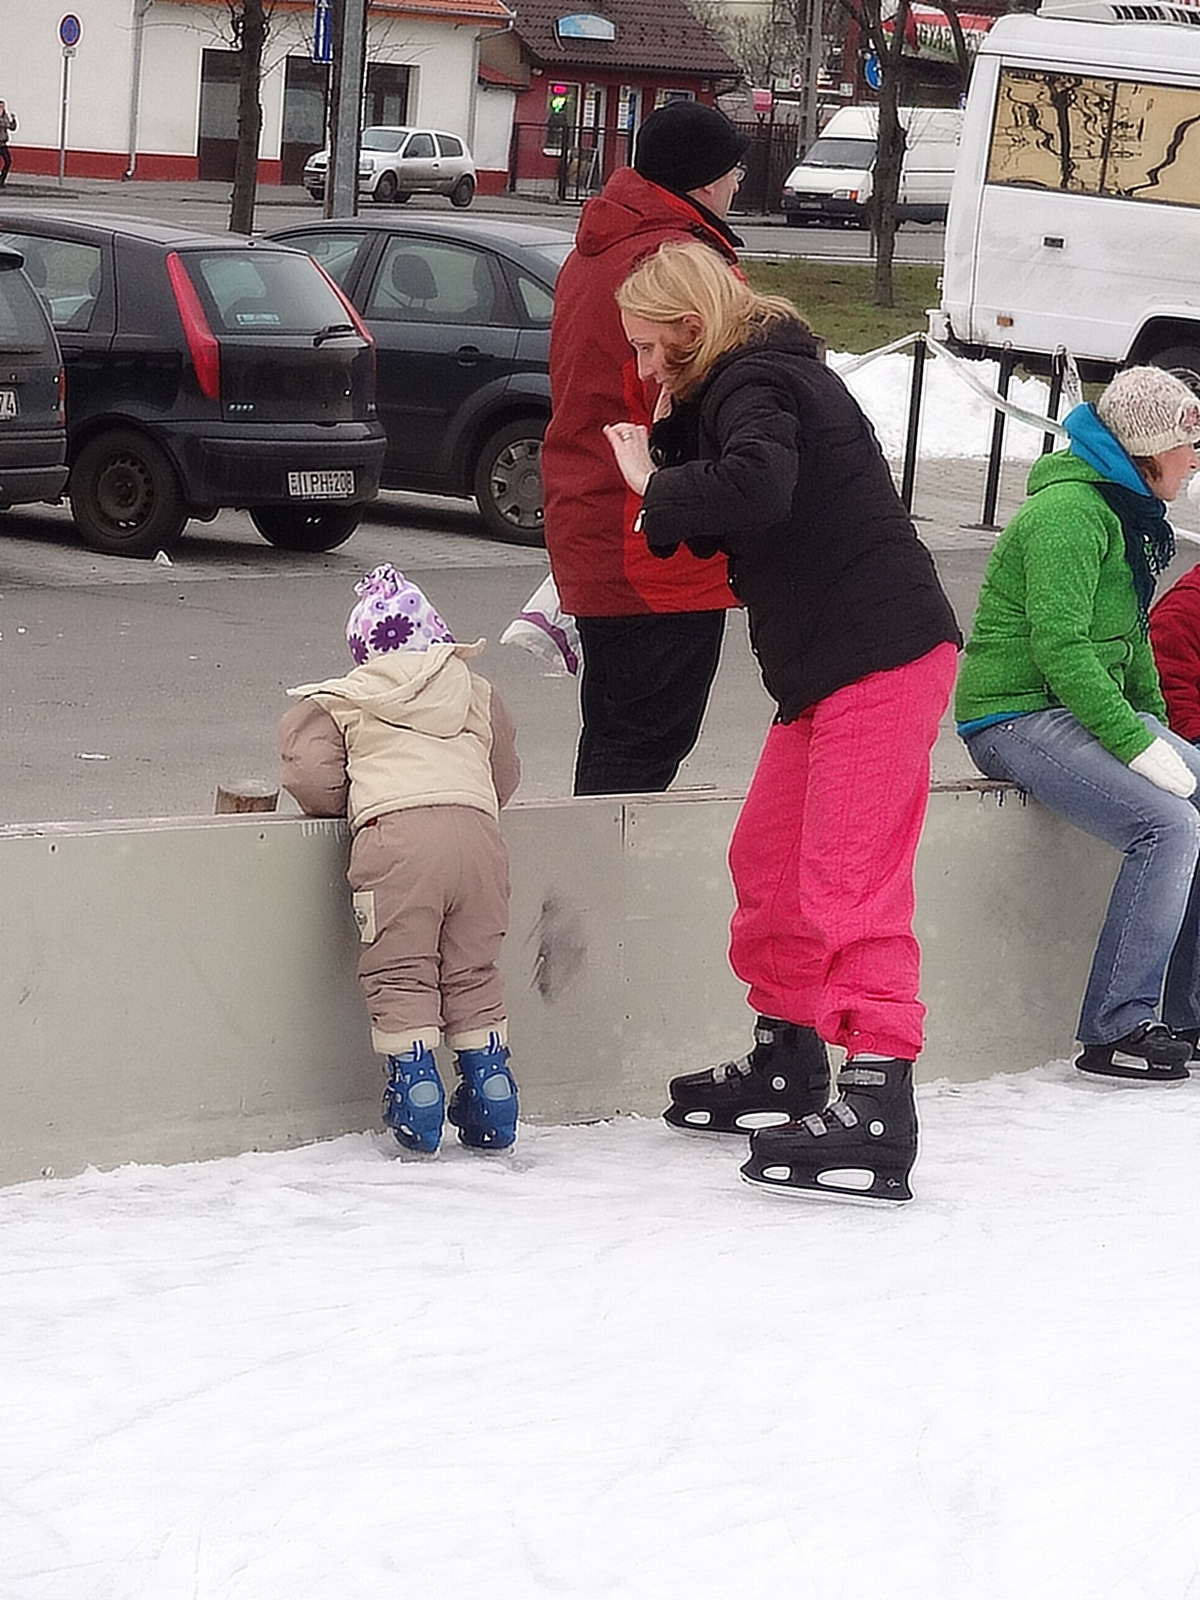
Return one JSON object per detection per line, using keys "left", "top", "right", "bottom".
{"left": 634, "top": 101, "right": 750, "bottom": 194}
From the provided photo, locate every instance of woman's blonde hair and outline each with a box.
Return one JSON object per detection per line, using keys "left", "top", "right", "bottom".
{"left": 615, "top": 240, "right": 806, "bottom": 398}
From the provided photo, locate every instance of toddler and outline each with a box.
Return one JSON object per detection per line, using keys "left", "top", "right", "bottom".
{"left": 280, "top": 564, "right": 521, "bottom": 1154}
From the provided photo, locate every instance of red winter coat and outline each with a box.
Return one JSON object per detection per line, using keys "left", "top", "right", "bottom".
{"left": 1149, "top": 562, "right": 1200, "bottom": 742}
{"left": 542, "top": 168, "right": 742, "bottom": 617}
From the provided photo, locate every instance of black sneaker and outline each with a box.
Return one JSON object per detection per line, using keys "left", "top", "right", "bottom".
{"left": 1075, "top": 1021, "right": 1191, "bottom": 1083}
{"left": 663, "top": 1017, "right": 829, "bottom": 1134}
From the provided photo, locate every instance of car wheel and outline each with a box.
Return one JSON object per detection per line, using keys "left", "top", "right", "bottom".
{"left": 1150, "top": 345, "right": 1200, "bottom": 389}
{"left": 393, "top": 191, "right": 412, "bottom": 204}
{"left": 249, "top": 504, "right": 363, "bottom": 552}
{"left": 472, "top": 417, "right": 546, "bottom": 546}
{"left": 449, "top": 175, "right": 476, "bottom": 209}
{"left": 307, "top": 188, "right": 323, "bottom": 202}
{"left": 69, "top": 429, "right": 188, "bottom": 557}
{"left": 373, "top": 171, "right": 398, "bottom": 205}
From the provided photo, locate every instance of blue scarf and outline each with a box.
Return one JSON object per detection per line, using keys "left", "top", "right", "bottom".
{"left": 1063, "top": 404, "right": 1175, "bottom": 630}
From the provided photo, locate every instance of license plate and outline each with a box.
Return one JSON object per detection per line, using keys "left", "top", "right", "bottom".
{"left": 287, "top": 469, "right": 354, "bottom": 499}
{"left": 0, "top": 390, "right": 16, "bottom": 420}
{"left": 792, "top": 201, "right": 821, "bottom": 210}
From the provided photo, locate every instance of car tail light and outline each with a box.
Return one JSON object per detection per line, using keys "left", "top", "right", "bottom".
{"left": 166, "top": 251, "right": 220, "bottom": 401}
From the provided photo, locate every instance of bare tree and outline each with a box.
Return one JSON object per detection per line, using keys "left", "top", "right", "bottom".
{"left": 226, "top": 0, "right": 272, "bottom": 235}
{"left": 831, "top": 0, "right": 971, "bottom": 306}
{"left": 687, "top": 0, "right": 808, "bottom": 89}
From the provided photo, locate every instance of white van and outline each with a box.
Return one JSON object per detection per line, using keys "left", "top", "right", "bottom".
{"left": 936, "top": 1, "right": 1200, "bottom": 379}
{"left": 780, "top": 105, "right": 962, "bottom": 227}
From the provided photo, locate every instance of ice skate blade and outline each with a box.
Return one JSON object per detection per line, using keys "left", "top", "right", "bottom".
{"left": 740, "top": 1164, "right": 913, "bottom": 1206}
{"left": 1075, "top": 1055, "right": 1189, "bottom": 1084}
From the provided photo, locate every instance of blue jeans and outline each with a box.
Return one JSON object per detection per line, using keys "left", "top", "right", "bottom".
{"left": 965, "top": 708, "right": 1200, "bottom": 1044}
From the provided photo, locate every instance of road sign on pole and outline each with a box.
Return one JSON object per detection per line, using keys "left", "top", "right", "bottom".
{"left": 57, "top": 16, "right": 83, "bottom": 184}
{"left": 313, "top": 0, "right": 332, "bottom": 65}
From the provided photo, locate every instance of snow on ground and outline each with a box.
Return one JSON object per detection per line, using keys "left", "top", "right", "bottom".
{"left": 4, "top": 1065, "right": 1200, "bottom": 1600}
{"left": 833, "top": 348, "right": 1053, "bottom": 462}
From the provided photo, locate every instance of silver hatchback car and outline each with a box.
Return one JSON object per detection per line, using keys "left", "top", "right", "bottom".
{"left": 304, "top": 127, "right": 477, "bottom": 208}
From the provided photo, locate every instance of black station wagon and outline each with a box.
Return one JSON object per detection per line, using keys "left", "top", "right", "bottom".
{"left": 267, "top": 214, "right": 570, "bottom": 544}
{"left": 0, "top": 214, "right": 387, "bottom": 556}
{"left": 0, "top": 245, "right": 67, "bottom": 512}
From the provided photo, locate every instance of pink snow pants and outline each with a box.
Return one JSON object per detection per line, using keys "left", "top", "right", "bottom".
{"left": 728, "top": 642, "right": 957, "bottom": 1061}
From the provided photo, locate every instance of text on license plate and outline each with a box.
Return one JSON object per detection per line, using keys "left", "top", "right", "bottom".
{"left": 0, "top": 391, "right": 17, "bottom": 420}
{"left": 288, "top": 469, "right": 354, "bottom": 499}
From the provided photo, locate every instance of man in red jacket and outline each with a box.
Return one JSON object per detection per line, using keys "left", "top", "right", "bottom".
{"left": 543, "top": 101, "right": 749, "bottom": 795}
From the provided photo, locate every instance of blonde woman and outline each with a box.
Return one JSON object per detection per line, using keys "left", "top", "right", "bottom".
{"left": 604, "top": 241, "right": 959, "bottom": 1203}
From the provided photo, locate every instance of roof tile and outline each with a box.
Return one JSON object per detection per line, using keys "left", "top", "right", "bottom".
{"left": 512, "top": 0, "right": 739, "bottom": 77}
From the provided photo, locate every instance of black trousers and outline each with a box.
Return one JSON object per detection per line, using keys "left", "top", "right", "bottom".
{"left": 573, "top": 610, "right": 726, "bottom": 796}
{"left": 0, "top": 146, "right": 10, "bottom": 185}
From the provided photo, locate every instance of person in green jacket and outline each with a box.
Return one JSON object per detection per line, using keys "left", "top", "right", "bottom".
{"left": 957, "top": 365, "right": 1200, "bottom": 1082}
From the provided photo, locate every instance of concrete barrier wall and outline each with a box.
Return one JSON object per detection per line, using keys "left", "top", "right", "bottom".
{"left": 0, "top": 785, "right": 1118, "bottom": 1186}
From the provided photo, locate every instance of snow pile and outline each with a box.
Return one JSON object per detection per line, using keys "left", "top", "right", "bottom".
{"left": 833, "top": 347, "right": 1053, "bottom": 461}
{"left": 3, "top": 1064, "right": 1200, "bottom": 1598}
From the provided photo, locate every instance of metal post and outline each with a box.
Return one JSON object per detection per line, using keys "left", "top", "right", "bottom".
{"left": 58, "top": 50, "right": 72, "bottom": 185}
{"left": 965, "top": 348, "right": 1014, "bottom": 531}
{"left": 900, "top": 335, "right": 926, "bottom": 512}
{"left": 327, "top": 0, "right": 366, "bottom": 218}
{"left": 1043, "top": 349, "right": 1065, "bottom": 456}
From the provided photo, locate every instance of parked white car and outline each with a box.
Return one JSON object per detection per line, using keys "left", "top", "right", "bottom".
{"left": 304, "top": 127, "right": 476, "bottom": 208}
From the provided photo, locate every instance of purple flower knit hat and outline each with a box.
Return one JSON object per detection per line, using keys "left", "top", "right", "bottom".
{"left": 346, "top": 564, "right": 455, "bottom": 665}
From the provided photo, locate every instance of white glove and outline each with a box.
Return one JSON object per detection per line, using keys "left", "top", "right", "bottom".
{"left": 1129, "top": 737, "right": 1198, "bottom": 798}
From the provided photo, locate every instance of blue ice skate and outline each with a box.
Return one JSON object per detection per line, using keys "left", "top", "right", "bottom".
{"left": 448, "top": 1034, "right": 519, "bottom": 1150}
{"left": 382, "top": 1043, "right": 445, "bottom": 1154}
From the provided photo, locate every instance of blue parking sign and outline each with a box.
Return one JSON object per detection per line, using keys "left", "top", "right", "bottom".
{"left": 313, "top": 0, "right": 332, "bottom": 64}
{"left": 59, "top": 13, "right": 82, "bottom": 47}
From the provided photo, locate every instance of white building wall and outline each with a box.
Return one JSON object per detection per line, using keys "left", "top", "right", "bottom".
{"left": 0, "top": 0, "right": 484, "bottom": 171}
{"left": 0, "top": 0, "right": 135, "bottom": 156}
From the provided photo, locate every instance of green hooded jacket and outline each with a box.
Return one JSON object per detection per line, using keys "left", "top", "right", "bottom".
{"left": 954, "top": 449, "right": 1166, "bottom": 763}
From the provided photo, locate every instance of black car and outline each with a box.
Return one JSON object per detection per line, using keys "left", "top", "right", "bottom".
{"left": 0, "top": 214, "right": 387, "bottom": 557}
{"left": 0, "top": 245, "right": 68, "bottom": 511}
{"left": 266, "top": 215, "right": 571, "bottom": 544}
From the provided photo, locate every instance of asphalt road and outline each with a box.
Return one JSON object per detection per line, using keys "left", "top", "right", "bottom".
{"left": 0, "top": 173, "right": 947, "bottom": 263}
{"left": 0, "top": 176, "right": 957, "bottom": 828}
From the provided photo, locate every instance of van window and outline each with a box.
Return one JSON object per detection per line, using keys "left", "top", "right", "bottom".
{"left": 987, "top": 66, "right": 1200, "bottom": 207}
{"left": 802, "top": 136, "right": 876, "bottom": 169}
{"left": 184, "top": 250, "right": 352, "bottom": 334}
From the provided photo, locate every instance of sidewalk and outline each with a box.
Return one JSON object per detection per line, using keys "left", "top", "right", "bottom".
{"left": 0, "top": 170, "right": 790, "bottom": 225}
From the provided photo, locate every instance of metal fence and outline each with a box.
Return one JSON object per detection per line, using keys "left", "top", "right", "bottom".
{"left": 507, "top": 119, "right": 800, "bottom": 212}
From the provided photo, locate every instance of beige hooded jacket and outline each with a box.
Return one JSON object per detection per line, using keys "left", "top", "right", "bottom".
{"left": 280, "top": 642, "right": 519, "bottom": 830}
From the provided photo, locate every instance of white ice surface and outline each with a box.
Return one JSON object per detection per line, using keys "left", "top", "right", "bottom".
{"left": 4, "top": 1065, "right": 1200, "bottom": 1600}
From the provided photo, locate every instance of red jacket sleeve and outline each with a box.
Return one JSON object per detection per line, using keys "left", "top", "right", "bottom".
{"left": 1150, "top": 567, "right": 1200, "bottom": 743}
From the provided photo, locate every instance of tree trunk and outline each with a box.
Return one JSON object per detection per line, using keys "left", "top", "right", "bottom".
{"left": 871, "top": 88, "right": 904, "bottom": 307}
{"left": 229, "top": 0, "right": 267, "bottom": 236}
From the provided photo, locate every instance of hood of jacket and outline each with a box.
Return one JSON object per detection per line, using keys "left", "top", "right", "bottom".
{"left": 1061, "top": 402, "right": 1152, "bottom": 497}
{"left": 287, "top": 641, "right": 485, "bottom": 736}
{"left": 1023, "top": 442, "right": 1119, "bottom": 499}
{"left": 574, "top": 167, "right": 739, "bottom": 264}
{"left": 699, "top": 318, "right": 822, "bottom": 389}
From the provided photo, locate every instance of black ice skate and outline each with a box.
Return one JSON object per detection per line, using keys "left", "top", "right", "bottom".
{"left": 1075, "top": 1021, "right": 1191, "bottom": 1083}
{"left": 663, "top": 1017, "right": 830, "bottom": 1135}
{"left": 740, "top": 1059, "right": 918, "bottom": 1203}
